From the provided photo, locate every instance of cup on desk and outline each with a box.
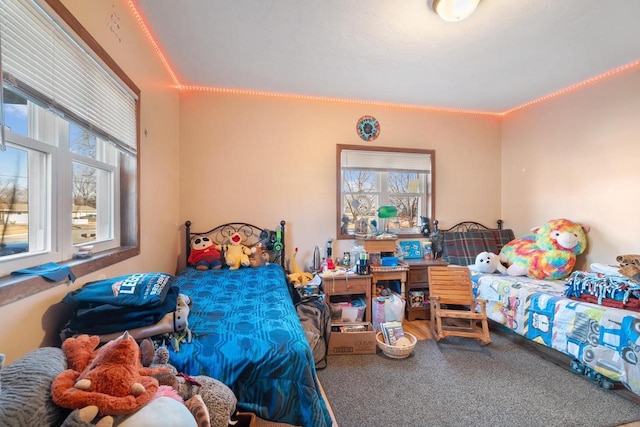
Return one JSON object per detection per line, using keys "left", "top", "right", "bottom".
{"left": 423, "top": 242, "right": 433, "bottom": 259}
{"left": 356, "top": 258, "right": 369, "bottom": 275}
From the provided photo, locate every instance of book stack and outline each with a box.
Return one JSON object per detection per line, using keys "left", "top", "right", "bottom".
{"left": 380, "top": 321, "right": 412, "bottom": 347}
{"left": 331, "top": 324, "right": 367, "bottom": 333}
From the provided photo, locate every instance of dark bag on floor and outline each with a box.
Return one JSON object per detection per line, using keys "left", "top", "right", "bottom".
{"left": 296, "top": 294, "right": 331, "bottom": 370}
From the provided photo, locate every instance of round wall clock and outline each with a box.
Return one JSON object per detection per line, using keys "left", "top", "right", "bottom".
{"left": 356, "top": 115, "right": 380, "bottom": 141}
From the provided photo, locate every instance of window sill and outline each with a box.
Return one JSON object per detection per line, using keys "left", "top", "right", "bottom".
{"left": 0, "top": 246, "right": 139, "bottom": 307}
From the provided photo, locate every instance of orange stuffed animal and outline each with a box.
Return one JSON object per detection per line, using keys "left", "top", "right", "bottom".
{"left": 52, "top": 331, "right": 168, "bottom": 416}
{"left": 62, "top": 334, "right": 101, "bottom": 373}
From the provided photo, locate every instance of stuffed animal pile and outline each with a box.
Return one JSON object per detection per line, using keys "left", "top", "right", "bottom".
{"left": 499, "top": 218, "right": 589, "bottom": 280}
{"left": 48, "top": 332, "right": 237, "bottom": 427}
{"left": 147, "top": 346, "right": 239, "bottom": 427}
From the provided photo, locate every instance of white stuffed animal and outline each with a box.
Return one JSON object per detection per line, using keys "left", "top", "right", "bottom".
{"left": 469, "top": 251, "right": 506, "bottom": 274}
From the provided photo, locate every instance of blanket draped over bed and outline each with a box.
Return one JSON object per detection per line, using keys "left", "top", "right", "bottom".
{"left": 471, "top": 272, "right": 640, "bottom": 395}
{"left": 167, "top": 264, "right": 332, "bottom": 427}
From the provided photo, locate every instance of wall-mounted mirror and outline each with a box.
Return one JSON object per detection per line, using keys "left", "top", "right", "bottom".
{"left": 336, "top": 144, "right": 435, "bottom": 240}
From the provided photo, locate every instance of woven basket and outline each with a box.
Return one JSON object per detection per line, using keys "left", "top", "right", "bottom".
{"left": 376, "top": 331, "right": 417, "bottom": 359}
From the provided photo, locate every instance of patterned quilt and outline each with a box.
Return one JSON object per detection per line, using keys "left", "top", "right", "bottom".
{"left": 471, "top": 272, "right": 640, "bottom": 396}
{"left": 168, "top": 264, "right": 332, "bottom": 427}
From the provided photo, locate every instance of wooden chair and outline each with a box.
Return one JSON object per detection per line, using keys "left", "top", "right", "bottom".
{"left": 428, "top": 266, "right": 491, "bottom": 345}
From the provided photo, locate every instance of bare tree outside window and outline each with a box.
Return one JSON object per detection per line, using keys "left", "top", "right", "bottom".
{"left": 71, "top": 128, "right": 98, "bottom": 245}
{"left": 389, "top": 171, "right": 421, "bottom": 229}
{"left": 0, "top": 147, "right": 29, "bottom": 256}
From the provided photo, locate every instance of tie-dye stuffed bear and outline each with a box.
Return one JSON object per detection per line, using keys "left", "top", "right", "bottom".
{"left": 499, "top": 218, "right": 590, "bottom": 280}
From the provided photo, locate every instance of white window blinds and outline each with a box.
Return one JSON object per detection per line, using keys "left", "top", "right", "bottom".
{"left": 0, "top": 0, "right": 137, "bottom": 154}
{"left": 341, "top": 149, "right": 431, "bottom": 172}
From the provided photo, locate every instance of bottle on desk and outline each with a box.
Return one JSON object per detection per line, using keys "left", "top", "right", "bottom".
{"left": 356, "top": 252, "right": 370, "bottom": 275}
{"left": 312, "top": 245, "right": 322, "bottom": 272}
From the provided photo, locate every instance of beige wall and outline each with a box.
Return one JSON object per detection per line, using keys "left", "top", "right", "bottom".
{"left": 178, "top": 91, "right": 502, "bottom": 270}
{"left": 502, "top": 68, "right": 640, "bottom": 268}
{"left": 0, "top": 0, "right": 181, "bottom": 364}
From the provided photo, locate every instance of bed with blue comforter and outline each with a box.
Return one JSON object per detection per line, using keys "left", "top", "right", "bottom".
{"left": 170, "top": 220, "right": 331, "bottom": 427}
{"left": 168, "top": 264, "right": 332, "bottom": 426}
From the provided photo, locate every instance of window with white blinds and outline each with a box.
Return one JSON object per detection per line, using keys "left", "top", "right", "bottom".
{"left": 0, "top": 0, "right": 139, "bottom": 285}
{"left": 337, "top": 145, "right": 435, "bottom": 239}
{"left": 0, "top": 0, "right": 137, "bottom": 154}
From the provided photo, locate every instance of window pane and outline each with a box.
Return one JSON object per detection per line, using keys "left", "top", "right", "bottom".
{"left": 69, "top": 124, "right": 97, "bottom": 159}
{"left": 389, "top": 171, "right": 424, "bottom": 233}
{"left": 343, "top": 170, "right": 377, "bottom": 192}
{"left": 72, "top": 163, "right": 97, "bottom": 244}
{"left": 342, "top": 169, "right": 380, "bottom": 235}
{"left": 2, "top": 87, "right": 28, "bottom": 137}
{"left": 72, "top": 162, "right": 113, "bottom": 246}
{"left": 0, "top": 146, "right": 29, "bottom": 257}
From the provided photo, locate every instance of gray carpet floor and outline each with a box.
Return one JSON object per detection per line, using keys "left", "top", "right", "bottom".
{"left": 317, "top": 332, "right": 640, "bottom": 427}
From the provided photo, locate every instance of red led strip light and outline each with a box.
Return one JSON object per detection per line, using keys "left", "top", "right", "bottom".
{"left": 502, "top": 59, "right": 640, "bottom": 116}
{"left": 128, "top": 1, "right": 180, "bottom": 86}
{"left": 129, "top": 1, "right": 640, "bottom": 117}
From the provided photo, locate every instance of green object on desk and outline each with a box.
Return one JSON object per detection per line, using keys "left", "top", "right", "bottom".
{"left": 377, "top": 205, "right": 397, "bottom": 218}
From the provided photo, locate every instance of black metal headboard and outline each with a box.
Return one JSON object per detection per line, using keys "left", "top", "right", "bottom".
{"left": 433, "top": 219, "right": 504, "bottom": 233}
{"left": 185, "top": 220, "right": 286, "bottom": 269}
{"left": 429, "top": 220, "right": 504, "bottom": 260}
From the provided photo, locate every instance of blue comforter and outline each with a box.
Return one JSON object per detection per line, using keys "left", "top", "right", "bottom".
{"left": 168, "top": 264, "right": 332, "bottom": 427}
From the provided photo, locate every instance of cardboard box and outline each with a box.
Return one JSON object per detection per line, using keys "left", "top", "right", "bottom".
{"left": 328, "top": 322, "right": 377, "bottom": 355}
{"left": 235, "top": 412, "right": 256, "bottom": 427}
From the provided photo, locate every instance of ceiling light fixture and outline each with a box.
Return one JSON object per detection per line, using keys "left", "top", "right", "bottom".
{"left": 428, "top": 0, "right": 480, "bottom": 22}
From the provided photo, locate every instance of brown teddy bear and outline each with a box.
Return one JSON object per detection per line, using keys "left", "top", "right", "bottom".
{"left": 249, "top": 243, "right": 270, "bottom": 267}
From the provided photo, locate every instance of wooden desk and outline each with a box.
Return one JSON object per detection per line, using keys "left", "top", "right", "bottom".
{"left": 370, "top": 265, "right": 409, "bottom": 299}
{"left": 403, "top": 259, "right": 449, "bottom": 320}
{"left": 321, "top": 273, "right": 372, "bottom": 324}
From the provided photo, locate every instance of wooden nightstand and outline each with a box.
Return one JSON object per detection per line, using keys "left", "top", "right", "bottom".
{"left": 404, "top": 259, "right": 448, "bottom": 321}
{"left": 321, "top": 273, "right": 372, "bottom": 324}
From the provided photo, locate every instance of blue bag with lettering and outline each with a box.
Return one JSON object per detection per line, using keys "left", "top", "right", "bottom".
{"left": 63, "top": 272, "right": 173, "bottom": 307}
{"left": 62, "top": 272, "right": 179, "bottom": 335}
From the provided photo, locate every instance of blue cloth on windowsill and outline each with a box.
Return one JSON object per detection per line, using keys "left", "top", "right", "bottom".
{"left": 11, "top": 262, "right": 76, "bottom": 283}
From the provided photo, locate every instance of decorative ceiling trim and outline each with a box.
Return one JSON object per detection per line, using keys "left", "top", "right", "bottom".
{"left": 128, "top": 1, "right": 640, "bottom": 118}
{"left": 502, "top": 59, "right": 640, "bottom": 116}
{"left": 177, "top": 84, "right": 501, "bottom": 116}
{"left": 128, "top": 0, "right": 180, "bottom": 86}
